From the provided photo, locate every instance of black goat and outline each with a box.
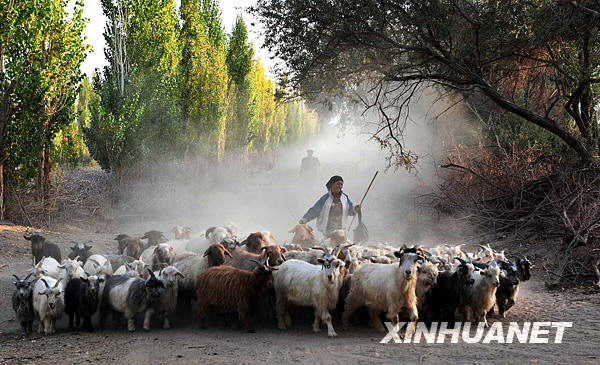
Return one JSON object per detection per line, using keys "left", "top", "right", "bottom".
{"left": 424, "top": 257, "right": 476, "bottom": 325}
{"left": 24, "top": 233, "right": 61, "bottom": 264}
{"left": 12, "top": 274, "right": 34, "bottom": 336}
{"left": 67, "top": 242, "right": 93, "bottom": 262}
{"left": 65, "top": 275, "right": 104, "bottom": 332}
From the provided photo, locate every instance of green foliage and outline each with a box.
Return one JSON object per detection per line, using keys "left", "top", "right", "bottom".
{"left": 84, "top": 0, "right": 319, "bottom": 173}
{"left": 0, "top": 0, "right": 88, "bottom": 185}
{"left": 227, "top": 15, "right": 254, "bottom": 86}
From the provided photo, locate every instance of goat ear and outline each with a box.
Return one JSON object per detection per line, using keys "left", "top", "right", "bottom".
{"left": 80, "top": 276, "right": 88, "bottom": 283}
{"left": 23, "top": 234, "right": 31, "bottom": 241}
{"left": 260, "top": 246, "right": 268, "bottom": 252}
{"left": 393, "top": 251, "right": 403, "bottom": 258}
{"left": 317, "top": 258, "right": 325, "bottom": 264}
{"left": 280, "top": 246, "right": 287, "bottom": 253}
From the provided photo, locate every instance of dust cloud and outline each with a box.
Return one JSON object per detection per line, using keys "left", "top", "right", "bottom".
{"left": 114, "top": 90, "right": 473, "bottom": 247}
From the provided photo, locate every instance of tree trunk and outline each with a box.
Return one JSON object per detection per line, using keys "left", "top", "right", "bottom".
{"left": 0, "top": 164, "right": 4, "bottom": 220}
{"left": 42, "top": 144, "right": 51, "bottom": 196}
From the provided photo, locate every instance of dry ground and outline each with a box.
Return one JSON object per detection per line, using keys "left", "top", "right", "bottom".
{"left": 0, "top": 225, "right": 599, "bottom": 365}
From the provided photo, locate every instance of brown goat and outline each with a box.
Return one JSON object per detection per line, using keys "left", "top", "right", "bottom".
{"left": 114, "top": 234, "right": 131, "bottom": 255}
{"left": 288, "top": 224, "right": 319, "bottom": 247}
{"left": 226, "top": 246, "right": 287, "bottom": 271}
{"left": 122, "top": 237, "right": 144, "bottom": 259}
{"left": 241, "top": 232, "right": 270, "bottom": 253}
{"left": 196, "top": 264, "right": 274, "bottom": 332}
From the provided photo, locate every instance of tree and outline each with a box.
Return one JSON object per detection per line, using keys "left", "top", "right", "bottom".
{"left": 252, "top": 0, "right": 600, "bottom": 166}
{"left": 225, "top": 15, "right": 255, "bottom": 151}
{"left": 33, "top": 0, "right": 88, "bottom": 195}
{"left": 180, "top": 0, "right": 228, "bottom": 161}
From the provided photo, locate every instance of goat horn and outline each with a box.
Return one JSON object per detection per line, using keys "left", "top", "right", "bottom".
{"left": 311, "top": 246, "right": 330, "bottom": 256}
{"left": 24, "top": 273, "right": 32, "bottom": 281}
{"left": 455, "top": 257, "right": 467, "bottom": 265}
{"left": 40, "top": 278, "right": 50, "bottom": 288}
{"left": 53, "top": 279, "right": 60, "bottom": 288}
{"left": 12, "top": 274, "right": 20, "bottom": 281}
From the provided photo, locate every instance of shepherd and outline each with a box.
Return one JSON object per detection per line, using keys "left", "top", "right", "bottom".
{"left": 299, "top": 175, "right": 361, "bottom": 237}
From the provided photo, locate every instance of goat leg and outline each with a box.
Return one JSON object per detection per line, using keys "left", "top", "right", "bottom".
{"left": 312, "top": 309, "right": 321, "bottom": 333}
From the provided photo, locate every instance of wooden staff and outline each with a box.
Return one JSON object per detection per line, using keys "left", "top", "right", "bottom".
{"left": 346, "top": 171, "right": 378, "bottom": 231}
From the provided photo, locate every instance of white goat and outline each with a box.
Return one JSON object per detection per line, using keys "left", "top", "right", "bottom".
{"left": 32, "top": 276, "right": 64, "bottom": 335}
{"left": 462, "top": 264, "right": 503, "bottom": 327}
{"left": 185, "top": 226, "right": 233, "bottom": 254}
{"left": 273, "top": 250, "right": 345, "bottom": 338}
{"left": 114, "top": 260, "right": 146, "bottom": 278}
{"left": 152, "top": 266, "right": 184, "bottom": 329}
{"left": 342, "top": 251, "right": 423, "bottom": 335}
{"left": 283, "top": 248, "right": 326, "bottom": 264}
{"left": 83, "top": 254, "right": 113, "bottom": 276}
{"left": 139, "top": 243, "right": 175, "bottom": 271}
{"left": 172, "top": 226, "right": 192, "bottom": 240}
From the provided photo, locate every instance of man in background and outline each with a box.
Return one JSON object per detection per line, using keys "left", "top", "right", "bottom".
{"left": 300, "top": 149, "right": 320, "bottom": 193}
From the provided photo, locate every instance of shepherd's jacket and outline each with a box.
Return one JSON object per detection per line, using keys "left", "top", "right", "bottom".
{"left": 302, "top": 192, "right": 355, "bottom": 234}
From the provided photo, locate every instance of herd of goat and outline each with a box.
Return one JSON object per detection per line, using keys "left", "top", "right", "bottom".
{"left": 10, "top": 224, "right": 532, "bottom": 338}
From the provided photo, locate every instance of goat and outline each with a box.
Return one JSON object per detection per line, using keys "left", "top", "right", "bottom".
{"left": 185, "top": 226, "right": 233, "bottom": 254}
{"left": 115, "top": 234, "right": 133, "bottom": 255}
{"left": 342, "top": 251, "right": 423, "bottom": 335}
{"left": 12, "top": 274, "right": 34, "bottom": 336}
{"left": 283, "top": 248, "right": 326, "bottom": 264}
{"left": 226, "top": 245, "right": 286, "bottom": 271}
{"left": 104, "top": 254, "right": 136, "bottom": 271}
{"left": 24, "top": 233, "right": 61, "bottom": 265}
{"left": 83, "top": 254, "right": 113, "bottom": 276}
{"left": 489, "top": 259, "right": 520, "bottom": 318}
{"left": 114, "top": 260, "right": 147, "bottom": 278}
{"left": 288, "top": 224, "right": 319, "bottom": 247}
{"left": 462, "top": 263, "right": 503, "bottom": 327}
{"left": 415, "top": 261, "right": 439, "bottom": 314}
{"left": 99, "top": 269, "right": 165, "bottom": 332}
{"left": 139, "top": 243, "right": 175, "bottom": 271}
{"left": 274, "top": 246, "right": 346, "bottom": 338}
{"left": 123, "top": 237, "right": 145, "bottom": 259}
{"left": 172, "top": 226, "right": 192, "bottom": 240}
{"left": 475, "top": 244, "right": 495, "bottom": 263}
{"left": 65, "top": 275, "right": 104, "bottom": 331}
{"left": 67, "top": 242, "right": 93, "bottom": 262}
{"left": 32, "top": 276, "right": 64, "bottom": 335}
{"left": 152, "top": 266, "right": 184, "bottom": 329}
{"left": 425, "top": 257, "right": 476, "bottom": 325}
{"left": 174, "top": 243, "right": 232, "bottom": 299}
{"left": 196, "top": 260, "right": 275, "bottom": 332}
{"left": 240, "top": 232, "right": 271, "bottom": 254}
{"left": 142, "top": 230, "right": 168, "bottom": 249}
